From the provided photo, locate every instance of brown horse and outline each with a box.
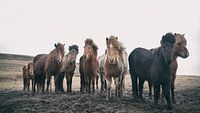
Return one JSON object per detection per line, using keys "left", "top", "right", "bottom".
{"left": 33, "top": 54, "right": 47, "bottom": 93}
{"left": 44, "top": 42, "right": 65, "bottom": 92}
{"left": 79, "top": 39, "right": 98, "bottom": 93}
{"left": 33, "top": 43, "right": 65, "bottom": 93}
{"left": 104, "top": 36, "right": 127, "bottom": 100}
{"left": 168, "top": 33, "right": 189, "bottom": 103}
{"left": 23, "top": 65, "right": 28, "bottom": 91}
{"left": 23, "top": 62, "right": 34, "bottom": 91}
{"left": 58, "top": 45, "right": 79, "bottom": 93}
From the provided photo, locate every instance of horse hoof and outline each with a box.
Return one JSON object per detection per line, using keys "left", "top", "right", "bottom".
{"left": 172, "top": 99, "right": 176, "bottom": 104}
{"left": 167, "top": 106, "right": 172, "bottom": 110}
{"left": 167, "top": 104, "right": 173, "bottom": 110}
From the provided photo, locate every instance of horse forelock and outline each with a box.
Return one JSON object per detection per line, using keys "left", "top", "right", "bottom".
{"left": 69, "top": 45, "right": 79, "bottom": 53}
{"left": 175, "top": 34, "right": 187, "bottom": 46}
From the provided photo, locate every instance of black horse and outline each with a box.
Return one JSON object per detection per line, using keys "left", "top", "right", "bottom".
{"left": 128, "top": 33, "right": 176, "bottom": 109}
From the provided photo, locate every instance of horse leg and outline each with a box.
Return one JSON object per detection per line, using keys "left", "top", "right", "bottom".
{"left": 96, "top": 75, "right": 99, "bottom": 90}
{"left": 130, "top": 68, "right": 138, "bottom": 99}
{"left": 153, "top": 82, "right": 160, "bottom": 108}
{"left": 27, "top": 79, "right": 30, "bottom": 91}
{"left": 23, "top": 78, "right": 26, "bottom": 91}
{"left": 139, "top": 78, "right": 145, "bottom": 100}
{"left": 148, "top": 80, "right": 153, "bottom": 99}
{"left": 46, "top": 74, "right": 51, "bottom": 92}
{"left": 80, "top": 73, "right": 84, "bottom": 93}
{"left": 66, "top": 74, "right": 70, "bottom": 93}
{"left": 88, "top": 76, "right": 92, "bottom": 94}
{"left": 171, "top": 75, "right": 176, "bottom": 104}
{"left": 41, "top": 75, "right": 45, "bottom": 93}
{"left": 100, "top": 72, "right": 104, "bottom": 92}
{"left": 54, "top": 74, "right": 60, "bottom": 93}
{"left": 69, "top": 74, "right": 73, "bottom": 93}
{"left": 31, "top": 78, "right": 34, "bottom": 92}
{"left": 92, "top": 75, "right": 95, "bottom": 94}
{"left": 59, "top": 72, "right": 65, "bottom": 92}
{"left": 162, "top": 82, "right": 172, "bottom": 109}
{"left": 106, "top": 77, "right": 112, "bottom": 100}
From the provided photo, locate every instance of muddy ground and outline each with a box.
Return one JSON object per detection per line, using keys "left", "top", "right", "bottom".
{"left": 0, "top": 59, "right": 200, "bottom": 113}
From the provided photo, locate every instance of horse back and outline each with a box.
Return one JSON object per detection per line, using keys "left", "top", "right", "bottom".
{"left": 33, "top": 54, "right": 47, "bottom": 75}
{"left": 128, "top": 47, "right": 153, "bottom": 79}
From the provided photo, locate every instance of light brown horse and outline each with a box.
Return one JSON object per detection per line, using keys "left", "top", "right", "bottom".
{"left": 170, "top": 33, "right": 189, "bottom": 103}
{"left": 58, "top": 45, "right": 79, "bottom": 93}
{"left": 104, "top": 36, "right": 127, "bottom": 100}
{"left": 23, "top": 65, "right": 28, "bottom": 91}
{"left": 79, "top": 39, "right": 98, "bottom": 93}
{"left": 23, "top": 62, "right": 34, "bottom": 91}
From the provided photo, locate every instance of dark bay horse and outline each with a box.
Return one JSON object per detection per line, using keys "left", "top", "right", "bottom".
{"left": 33, "top": 54, "right": 47, "bottom": 93}
{"left": 104, "top": 36, "right": 128, "bottom": 100}
{"left": 58, "top": 45, "right": 79, "bottom": 93}
{"left": 128, "top": 33, "right": 176, "bottom": 109}
{"left": 150, "top": 33, "right": 189, "bottom": 103}
{"left": 79, "top": 39, "right": 98, "bottom": 93}
{"left": 33, "top": 43, "right": 65, "bottom": 93}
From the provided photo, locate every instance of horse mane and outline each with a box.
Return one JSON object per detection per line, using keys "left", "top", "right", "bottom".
{"left": 107, "top": 35, "right": 126, "bottom": 62}
{"left": 85, "top": 38, "right": 98, "bottom": 55}
{"left": 161, "top": 33, "right": 176, "bottom": 44}
{"left": 69, "top": 45, "right": 79, "bottom": 53}
{"left": 85, "top": 39, "right": 94, "bottom": 46}
{"left": 107, "top": 35, "right": 126, "bottom": 57}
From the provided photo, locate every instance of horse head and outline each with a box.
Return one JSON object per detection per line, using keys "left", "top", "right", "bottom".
{"left": 106, "top": 36, "right": 119, "bottom": 64}
{"left": 84, "top": 39, "right": 98, "bottom": 60}
{"left": 54, "top": 42, "right": 65, "bottom": 65}
{"left": 160, "top": 33, "right": 176, "bottom": 65}
{"left": 174, "top": 33, "right": 189, "bottom": 58}
{"left": 67, "top": 45, "right": 79, "bottom": 64}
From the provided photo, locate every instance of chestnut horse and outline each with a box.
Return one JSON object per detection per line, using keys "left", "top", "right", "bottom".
{"left": 129, "top": 33, "right": 176, "bottom": 109}
{"left": 23, "top": 65, "right": 28, "bottom": 91}
{"left": 58, "top": 45, "right": 79, "bottom": 93}
{"left": 104, "top": 36, "right": 127, "bottom": 100}
{"left": 79, "top": 39, "right": 98, "bottom": 93}
{"left": 23, "top": 62, "right": 34, "bottom": 91}
{"left": 33, "top": 43, "right": 65, "bottom": 93}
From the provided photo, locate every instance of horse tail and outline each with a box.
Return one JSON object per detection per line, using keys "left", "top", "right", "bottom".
{"left": 128, "top": 51, "right": 138, "bottom": 97}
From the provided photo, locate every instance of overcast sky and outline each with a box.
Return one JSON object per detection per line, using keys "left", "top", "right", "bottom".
{"left": 0, "top": 0, "right": 199, "bottom": 75}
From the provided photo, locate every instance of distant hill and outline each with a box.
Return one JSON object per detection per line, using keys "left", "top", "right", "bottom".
{"left": 0, "top": 53, "right": 33, "bottom": 61}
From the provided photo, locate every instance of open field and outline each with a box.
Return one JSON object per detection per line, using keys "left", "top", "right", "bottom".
{"left": 0, "top": 54, "right": 200, "bottom": 113}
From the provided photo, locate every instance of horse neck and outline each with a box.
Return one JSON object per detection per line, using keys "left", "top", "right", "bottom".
{"left": 156, "top": 47, "right": 168, "bottom": 67}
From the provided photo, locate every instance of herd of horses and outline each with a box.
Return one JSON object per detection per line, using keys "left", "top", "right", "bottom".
{"left": 22, "top": 32, "right": 189, "bottom": 109}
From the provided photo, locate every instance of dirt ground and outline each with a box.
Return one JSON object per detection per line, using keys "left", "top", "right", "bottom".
{"left": 0, "top": 59, "right": 200, "bottom": 113}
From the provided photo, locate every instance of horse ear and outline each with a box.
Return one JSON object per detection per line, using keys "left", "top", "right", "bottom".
{"left": 106, "top": 37, "right": 108, "bottom": 41}
{"left": 183, "top": 33, "right": 185, "bottom": 36}
{"left": 54, "top": 43, "right": 57, "bottom": 48}
{"left": 174, "top": 33, "right": 177, "bottom": 36}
